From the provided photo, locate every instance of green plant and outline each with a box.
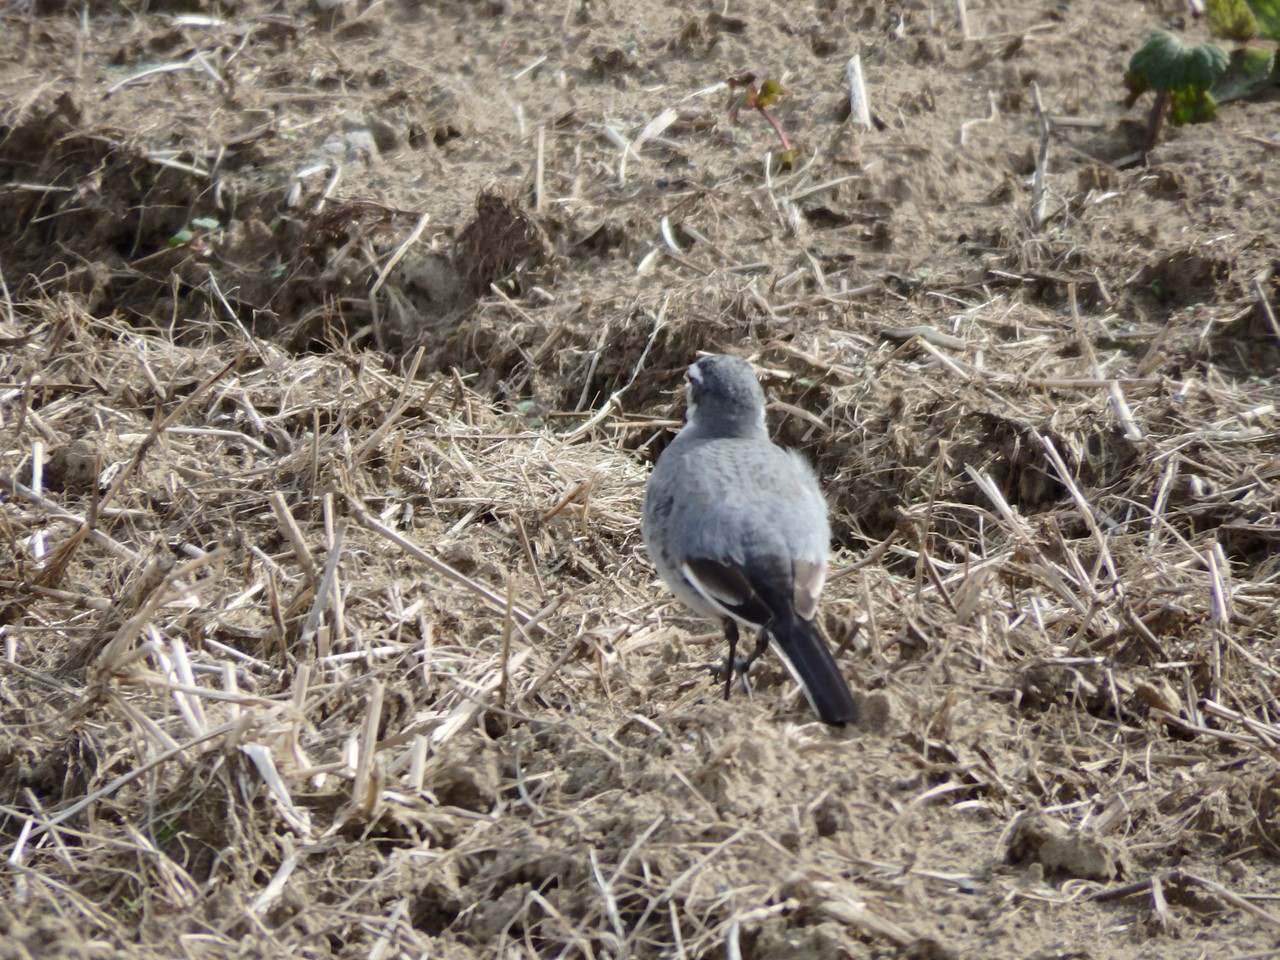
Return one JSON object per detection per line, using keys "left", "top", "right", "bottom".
{"left": 1125, "top": 0, "right": 1280, "bottom": 156}
{"left": 169, "top": 216, "right": 221, "bottom": 254}
{"left": 725, "top": 69, "right": 798, "bottom": 168}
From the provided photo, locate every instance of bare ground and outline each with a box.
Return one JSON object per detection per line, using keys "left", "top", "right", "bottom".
{"left": 1, "top": 1, "right": 1279, "bottom": 958}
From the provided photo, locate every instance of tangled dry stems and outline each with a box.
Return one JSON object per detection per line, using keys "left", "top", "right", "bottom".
{"left": 1, "top": 1, "right": 1279, "bottom": 957}
{"left": 3, "top": 279, "right": 1280, "bottom": 956}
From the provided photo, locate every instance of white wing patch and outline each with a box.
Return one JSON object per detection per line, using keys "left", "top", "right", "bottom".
{"left": 792, "top": 558, "right": 826, "bottom": 621}
{"left": 681, "top": 561, "right": 765, "bottom": 630}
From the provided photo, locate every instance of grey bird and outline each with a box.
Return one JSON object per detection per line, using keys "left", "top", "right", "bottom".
{"left": 641, "top": 354, "right": 858, "bottom": 725}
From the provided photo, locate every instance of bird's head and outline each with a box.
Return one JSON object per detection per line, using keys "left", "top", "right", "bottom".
{"left": 683, "top": 354, "right": 768, "bottom": 439}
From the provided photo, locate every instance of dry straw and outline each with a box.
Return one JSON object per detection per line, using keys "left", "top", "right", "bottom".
{"left": 1, "top": 1, "right": 1279, "bottom": 953}
{"left": 3, "top": 278, "right": 1280, "bottom": 955}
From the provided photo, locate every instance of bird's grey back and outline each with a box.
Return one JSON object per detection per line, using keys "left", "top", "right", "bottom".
{"left": 644, "top": 430, "right": 829, "bottom": 570}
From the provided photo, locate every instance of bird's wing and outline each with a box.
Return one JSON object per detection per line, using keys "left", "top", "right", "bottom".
{"left": 685, "top": 553, "right": 826, "bottom": 626}
{"left": 681, "top": 556, "right": 775, "bottom": 629}
{"left": 791, "top": 558, "right": 826, "bottom": 620}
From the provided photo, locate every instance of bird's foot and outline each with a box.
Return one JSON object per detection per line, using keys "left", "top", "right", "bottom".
{"left": 705, "top": 657, "right": 757, "bottom": 701}
{"left": 706, "top": 657, "right": 756, "bottom": 677}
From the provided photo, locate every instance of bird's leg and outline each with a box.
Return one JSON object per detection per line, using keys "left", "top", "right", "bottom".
{"left": 724, "top": 629, "right": 772, "bottom": 700}
{"left": 722, "top": 620, "right": 739, "bottom": 701}
{"left": 742, "top": 627, "right": 771, "bottom": 674}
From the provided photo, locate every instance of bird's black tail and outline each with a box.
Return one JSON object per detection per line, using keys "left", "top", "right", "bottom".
{"left": 768, "top": 614, "right": 858, "bottom": 725}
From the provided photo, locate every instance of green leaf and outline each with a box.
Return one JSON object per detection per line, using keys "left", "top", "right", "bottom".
{"left": 168, "top": 228, "right": 195, "bottom": 247}
{"left": 756, "top": 78, "right": 787, "bottom": 108}
{"left": 1168, "top": 87, "right": 1218, "bottom": 125}
{"left": 1128, "top": 30, "right": 1230, "bottom": 92}
{"left": 1211, "top": 44, "right": 1278, "bottom": 101}
{"left": 1206, "top": 0, "right": 1259, "bottom": 40}
{"left": 1245, "top": 0, "right": 1280, "bottom": 38}
{"left": 190, "top": 216, "right": 221, "bottom": 230}
{"left": 1123, "top": 68, "right": 1150, "bottom": 107}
